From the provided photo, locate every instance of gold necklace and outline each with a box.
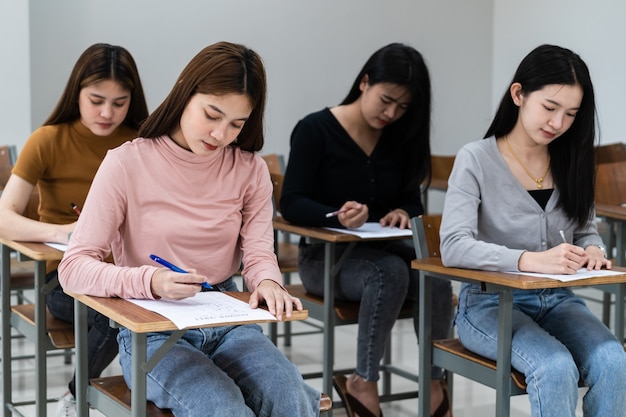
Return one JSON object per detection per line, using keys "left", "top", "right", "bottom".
{"left": 504, "top": 136, "right": 550, "bottom": 189}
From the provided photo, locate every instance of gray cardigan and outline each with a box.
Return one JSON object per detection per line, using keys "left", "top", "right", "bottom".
{"left": 440, "top": 137, "right": 603, "bottom": 272}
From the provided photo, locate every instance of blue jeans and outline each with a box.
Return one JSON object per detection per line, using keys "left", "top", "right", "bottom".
{"left": 45, "top": 270, "right": 120, "bottom": 396}
{"left": 118, "top": 279, "right": 320, "bottom": 417}
{"left": 298, "top": 239, "right": 453, "bottom": 381}
{"left": 456, "top": 284, "right": 626, "bottom": 417}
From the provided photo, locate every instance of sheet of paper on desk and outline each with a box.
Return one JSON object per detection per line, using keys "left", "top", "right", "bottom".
{"left": 127, "top": 291, "right": 276, "bottom": 329}
{"left": 324, "top": 222, "right": 413, "bottom": 238}
{"left": 507, "top": 268, "right": 625, "bottom": 282}
{"left": 44, "top": 242, "right": 68, "bottom": 251}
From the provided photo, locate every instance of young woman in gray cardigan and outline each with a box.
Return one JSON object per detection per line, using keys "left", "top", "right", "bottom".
{"left": 440, "top": 44, "right": 626, "bottom": 417}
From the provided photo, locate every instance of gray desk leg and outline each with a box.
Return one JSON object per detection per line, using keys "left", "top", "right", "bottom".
{"left": 616, "top": 222, "right": 625, "bottom": 342}
{"left": 322, "top": 242, "right": 335, "bottom": 414}
{"left": 617, "top": 283, "right": 625, "bottom": 343}
{"left": 495, "top": 289, "right": 513, "bottom": 417}
{"left": 1, "top": 244, "right": 13, "bottom": 417}
{"left": 75, "top": 299, "right": 89, "bottom": 417}
{"left": 418, "top": 272, "right": 432, "bottom": 417}
{"left": 617, "top": 222, "right": 624, "bottom": 266}
{"left": 34, "top": 259, "right": 47, "bottom": 417}
{"left": 131, "top": 331, "right": 148, "bottom": 417}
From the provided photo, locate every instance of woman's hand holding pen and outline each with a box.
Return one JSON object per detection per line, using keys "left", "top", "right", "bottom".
{"left": 150, "top": 268, "right": 208, "bottom": 300}
{"left": 518, "top": 243, "right": 610, "bottom": 275}
{"left": 249, "top": 280, "right": 303, "bottom": 321}
{"left": 336, "top": 201, "right": 368, "bottom": 229}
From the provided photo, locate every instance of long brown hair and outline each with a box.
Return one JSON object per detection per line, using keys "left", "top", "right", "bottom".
{"left": 44, "top": 43, "right": 148, "bottom": 130}
{"left": 139, "top": 41, "right": 267, "bottom": 152}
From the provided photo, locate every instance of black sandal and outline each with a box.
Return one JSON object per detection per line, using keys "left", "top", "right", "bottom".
{"left": 333, "top": 374, "right": 383, "bottom": 417}
{"left": 431, "top": 379, "right": 451, "bottom": 417}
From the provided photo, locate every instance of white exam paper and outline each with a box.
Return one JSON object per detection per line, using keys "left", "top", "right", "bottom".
{"left": 127, "top": 291, "right": 277, "bottom": 330}
{"left": 507, "top": 268, "right": 624, "bottom": 282}
{"left": 324, "top": 222, "right": 412, "bottom": 239}
{"left": 44, "top": 242, "right": 68, "bottom": 252}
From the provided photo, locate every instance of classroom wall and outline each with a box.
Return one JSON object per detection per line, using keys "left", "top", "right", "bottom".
{"left": 3, "top": 0, "right": 493, "bottom": 159}
{"left": 4, "top": 1, "right": 625, "bottom": 174}
{"left": 1, "top": 0, "right": 31, "bottom": 151}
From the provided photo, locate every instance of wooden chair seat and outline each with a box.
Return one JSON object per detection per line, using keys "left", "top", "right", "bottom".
{"left": 11, "top": 304, "right": 74, "bottom": 348}
{"left": 91, "top": 376, "right": 174, "bottom": 417}
{"left": 434, "top": 338, "right": 527, "bottom": 390}
{"left": 90, "top": 375, "right": 332, "bottom": 415}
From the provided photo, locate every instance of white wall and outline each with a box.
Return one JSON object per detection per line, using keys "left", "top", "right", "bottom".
{"left": 1, "top": 0, "right": 31, "bottom": 152}
{"left": 493, "top": 0, "right": 626, "bottom": 145}
{"left": 5, "top": 1, "right": 626, "bottom": 157}
{"left": 13, "top": 0, "right": 492, "bottom": 159}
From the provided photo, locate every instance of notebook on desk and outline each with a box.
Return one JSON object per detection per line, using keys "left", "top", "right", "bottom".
{"left": 127, "top": 291, "right": 277, "bottom": 329}
{"left": 323, "top": 222, "right": 412, "bottom": 239}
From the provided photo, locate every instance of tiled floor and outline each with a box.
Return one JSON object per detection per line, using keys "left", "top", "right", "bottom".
{"left": 0, "top": 281, "right": 613, "bottom": 416}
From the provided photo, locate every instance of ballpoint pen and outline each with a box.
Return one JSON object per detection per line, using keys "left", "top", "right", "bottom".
{"left": 559, "top": 230, "right": 567, "bottom": 243}
{"left": 149, "top": 254, "right": 213, "bottom": 290}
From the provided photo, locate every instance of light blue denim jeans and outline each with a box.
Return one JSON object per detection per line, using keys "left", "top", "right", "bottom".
{"left": 456, "top": 283, "right": 626, "bottom": 417}
{"left": 118, "top": 279, "right": 320, "bottom": 417}
{"left": 298, "top": 239, "right": 453, "bottom": 381}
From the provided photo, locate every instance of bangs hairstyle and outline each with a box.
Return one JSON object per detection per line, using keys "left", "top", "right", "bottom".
{"left": 45, "top": 43, "right": 148, "bottom": 130}
{"left": 485, "top": 44, "right": 597, "bottom": 227}
{"left": 341, "top": 42, "right": 432, "bottom": 194}
{"left": 139, "top": 41, "right": 267, "bottom": 152}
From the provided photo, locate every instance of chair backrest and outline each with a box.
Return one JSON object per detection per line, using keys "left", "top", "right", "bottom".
{"left": 269, "top": 172, "right": 284, "bottom": 215}
{"left": 596, "top": 161, "right": 626, "bottom": 205}
{"left": 430, "top": 155, "right": 455, "bottom": 191}
{"left": 0, "top": 145, "right": 16, "bottom": 189}
{"left": 261, "top": 153, "right": 285, "bottom": 175}
{"left": 411, "top": 214, "right": 442, "bottom": 258}
{"left": 595, "top": 142, "right": 626, "bottom": 164}
{"left": 262, "top": 154, "right": 287, "bottom": 214}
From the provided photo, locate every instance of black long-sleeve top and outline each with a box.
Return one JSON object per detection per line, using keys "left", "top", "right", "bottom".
{"left": 280, "top": 108, "right": 424, "bottom": 228}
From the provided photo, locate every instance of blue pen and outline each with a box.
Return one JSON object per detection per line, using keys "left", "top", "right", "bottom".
{"left": 149, "top": 254, "right": 213, "bottom": 290}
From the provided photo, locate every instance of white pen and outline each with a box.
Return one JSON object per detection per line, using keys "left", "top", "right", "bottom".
{"left": 559, "top": 230, "right": 567, "bottom": 243}
{"left": 325, "top": 209, "right": 348, "bottom": 218}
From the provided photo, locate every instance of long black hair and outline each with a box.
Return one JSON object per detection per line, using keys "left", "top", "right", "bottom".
{"left": 341, "top": 42, "right": 432, "bottom": 194}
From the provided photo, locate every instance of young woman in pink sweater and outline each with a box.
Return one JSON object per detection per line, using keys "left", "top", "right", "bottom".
{"left": 59, "top": 41, "right": 320, "bottom": 417}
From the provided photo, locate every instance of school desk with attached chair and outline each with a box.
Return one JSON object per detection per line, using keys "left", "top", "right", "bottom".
{"left": 1, "top": 238, "right": 74, "bottom": 417}
{"left": 411, "top": 215, "right": 626, "bottom": 417}
{"left": 67, "top": 290, "right": 332, "bottom": 417}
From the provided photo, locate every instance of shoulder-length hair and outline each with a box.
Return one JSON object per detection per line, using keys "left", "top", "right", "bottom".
{"left": 340, "top": 42, "right": 432, "bottom": 194}
{"left": 45, "top": 43, "right": 148, "bottom": 130}
{"left": 485, "top": 44, "right": 597, "bottom": 227}
{"left": 139, "top": 41, "right": 267, "bottom": 152}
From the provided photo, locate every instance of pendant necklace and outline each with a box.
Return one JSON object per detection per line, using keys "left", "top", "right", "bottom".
{"left": 504, "top": 136, "right": 550, "bottom": 189}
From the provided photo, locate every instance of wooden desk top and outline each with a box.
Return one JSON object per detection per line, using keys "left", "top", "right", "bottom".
{"left": 66, "top": 291, "right": 308, "bottom": 333}
{"left": 273, "top": 216, "right": 410, "bottom": 243}
{"left": 596, "top": 203, "right": 626, "bottom": 221}
{"left": 412, "top": 258, "right": 626, "bottom": 290}
{"left": 0, "top": 238, "right": 64, "bottom": 262}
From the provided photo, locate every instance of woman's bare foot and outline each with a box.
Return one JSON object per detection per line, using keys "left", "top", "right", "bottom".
{"left": 346, "top": 373, "right": 381, "bottom": 417}
{"left": 430, "top": 380, "right": 452, "bottom": 417}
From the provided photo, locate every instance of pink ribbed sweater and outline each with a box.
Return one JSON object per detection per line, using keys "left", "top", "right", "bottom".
{"left": 59, "top": 136, "right": 281, "bottom": 299}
